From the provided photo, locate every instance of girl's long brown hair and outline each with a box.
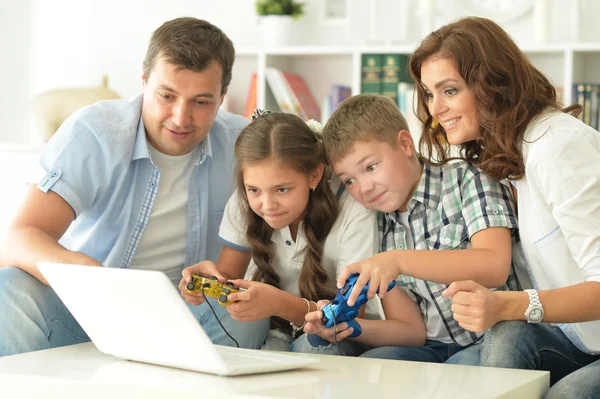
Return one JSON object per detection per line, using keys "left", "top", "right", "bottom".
{"left": 235, "top": 113, "right": 338, "bottom": 305}
{"left": 409, "top": 16, "right": 580, "bottom": 180}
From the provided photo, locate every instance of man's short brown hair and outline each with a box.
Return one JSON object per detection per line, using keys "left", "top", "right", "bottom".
{"left": 143, "top": 17, "right": 235, "bottom": 94}
{"left": 322, "top": 94, "right": 410, "bottom": 164}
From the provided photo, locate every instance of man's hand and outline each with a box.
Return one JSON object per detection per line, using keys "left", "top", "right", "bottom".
{"left": 303, "top": 300, "right": 354, "bottom": 343}
{"left": 337, "top": 252, "right": 401, "bottom": 306}
{"left": 225, "top": 280, "right": 279, "bottom": 322}
{"left": 178, "top": 261, "right": 224, "bottom": 306}
{"left": 442, "top": 280, "right": 503, "bottom": 333}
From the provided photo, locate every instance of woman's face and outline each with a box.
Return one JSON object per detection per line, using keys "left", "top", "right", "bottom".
{"left": 420, "top": 56, "right": 481, "bottom": 145}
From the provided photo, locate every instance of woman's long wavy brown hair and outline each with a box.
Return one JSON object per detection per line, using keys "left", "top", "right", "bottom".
{"left": 409, "top": 16, "right": 580, "bottom": 180}
{"left": 235, "top": 113, "right": 339, "bottom": 306}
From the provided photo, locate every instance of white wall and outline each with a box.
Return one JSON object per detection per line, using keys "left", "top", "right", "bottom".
{"left": 0, "top": 0, "right": 31, "bottom": 145}
{"left": 2, "top": 0, "right": 599, "bottom": 145}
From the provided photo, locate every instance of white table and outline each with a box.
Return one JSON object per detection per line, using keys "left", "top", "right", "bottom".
{"left": 0, "top": 343, "right": 548, "bottom": 398}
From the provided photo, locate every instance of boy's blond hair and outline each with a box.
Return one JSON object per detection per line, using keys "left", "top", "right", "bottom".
{"left": 322, "top": 94, "right": 410, "bottom": 164}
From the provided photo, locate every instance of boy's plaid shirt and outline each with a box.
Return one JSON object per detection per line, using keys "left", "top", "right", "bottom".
{"left": 379, "top": 161, "right": 523, "bottom": 347}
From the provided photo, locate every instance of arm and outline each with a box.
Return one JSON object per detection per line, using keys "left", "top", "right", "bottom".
{"left": 2, "top": 186, "right": 101, "bottom": 285}
{"left": 444, "top": 281, "right": 600, "bottom": 332}
{"left": 365, "top": 227, "right": 512, "bottom": 287}
{"left": 350, "top": 287, "right": 426, "bottom": 347}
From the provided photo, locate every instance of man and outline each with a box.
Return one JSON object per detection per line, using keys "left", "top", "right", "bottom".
{"left": 0, "top": 17, "right": 268, "bottom": 356}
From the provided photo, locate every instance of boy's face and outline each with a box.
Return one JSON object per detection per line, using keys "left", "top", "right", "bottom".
{"left": 333, "top": 132, "right": 421, "bottom": 213}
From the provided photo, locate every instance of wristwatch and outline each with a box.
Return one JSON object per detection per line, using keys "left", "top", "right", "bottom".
{"left": 524, "top": 289, "right": 544, "bottom": 323}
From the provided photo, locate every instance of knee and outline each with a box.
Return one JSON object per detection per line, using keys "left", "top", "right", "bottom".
{"left": 0, "top": 267, "right": 43, "bottom": 303}
{"left": 545, "top": 363, "right": 600, "bottom": 399}
{"left": 481, "top": 321, "right": 538, "bottom": 368}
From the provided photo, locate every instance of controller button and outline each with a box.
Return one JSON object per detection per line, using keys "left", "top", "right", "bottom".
{"left": 219, "top": 294, "right": 228, "bottom": 303}
{"left": 209, "top": 276, "right": 218, "bottom": 280}
{"left": 341, "top": 285, "right": 351, "bottom": 295}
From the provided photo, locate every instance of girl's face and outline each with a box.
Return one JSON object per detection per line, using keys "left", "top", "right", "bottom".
{"left": 420, "top": 56, "right": 481, "bottom": 145}
{"left": 242, "top": 158, "right": 322, "bottom": 231}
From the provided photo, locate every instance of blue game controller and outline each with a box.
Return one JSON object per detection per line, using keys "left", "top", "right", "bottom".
{"left": 307, "top": 273, "right": 396, "bottom": 346}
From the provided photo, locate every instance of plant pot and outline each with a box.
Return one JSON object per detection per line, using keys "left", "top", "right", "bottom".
{"left": 259, "top": 15, "right": 295, "bottom": 47}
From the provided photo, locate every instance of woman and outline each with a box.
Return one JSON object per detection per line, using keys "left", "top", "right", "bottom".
{"left": 408, "top": 16, "right": 600, "bottom": 397}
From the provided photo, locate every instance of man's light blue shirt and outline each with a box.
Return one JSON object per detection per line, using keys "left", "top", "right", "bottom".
{"left": 35, "top": 94, "right": 248, "bottom": 270}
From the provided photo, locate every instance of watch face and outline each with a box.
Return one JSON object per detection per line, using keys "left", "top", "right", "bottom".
{"left": 529, "top": 308, "right": 543, "bottom": 321}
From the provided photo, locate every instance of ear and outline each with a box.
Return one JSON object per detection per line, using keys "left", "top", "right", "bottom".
{"left": 309, "top": 162, "right": 325, "bottom": 189}
{"left": 396, "top": 130, "right": 416, "bottom": 157}
{"left": 142, "top": 62, "right": 148, "bottom": 88}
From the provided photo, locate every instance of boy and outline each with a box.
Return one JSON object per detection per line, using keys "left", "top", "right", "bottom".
{"left": 292, "top": 94, "right": 525, "bottom": 364}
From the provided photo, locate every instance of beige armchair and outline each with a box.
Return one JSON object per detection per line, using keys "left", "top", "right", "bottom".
{"left": 32, "top": 76, "right": 121, "bottom": 142}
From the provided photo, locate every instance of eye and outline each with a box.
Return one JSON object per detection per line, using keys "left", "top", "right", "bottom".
{"left": 367, "top": 163, "right": 378, "bottom": 172}
{"left": 444, "top": 88, "right": 458, "bottom": 97}
{"left": 158, "top": 92, "right": 172, "bottom": 100}
{"left": 247, "top": 188, "right": 259, "bottom": 194}
{"left": 277, "top": 187, "right": 289, "bottom": 193}
{"left": 195, "top": 99, "right": 209, "bottom": 106}
{"left": 344, "top": 178, "right": 355, "bottom": 186}
{"left": 424, "top": 91, "right": 433, "bottom": 102}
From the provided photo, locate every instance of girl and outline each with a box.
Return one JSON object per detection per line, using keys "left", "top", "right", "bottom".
{"left": 180, "top": 111, "right": 392, "bottom": 351}
{"left": 406, "top": 17, "right": 600, "bottom": 396}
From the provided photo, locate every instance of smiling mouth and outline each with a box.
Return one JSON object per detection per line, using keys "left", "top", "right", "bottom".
{"left": 369, "top": 193, "right": 385, "bottom": 203}
{"left": 442, "top": 117, "right": 461, "bottom": 130}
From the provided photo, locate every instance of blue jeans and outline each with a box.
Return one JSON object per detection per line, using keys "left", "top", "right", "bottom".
{"left": 360, "top": 339, "right": 479, "bottom": 363}
{"left": 481, "top": 320, "right": 600, "bottom": 397}
{"left": 0, "top": 267, "right": 269, "bottom": 356}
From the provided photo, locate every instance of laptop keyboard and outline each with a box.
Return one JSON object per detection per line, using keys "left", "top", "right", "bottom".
{"left": 217, "top": 348, "right": 283, "bottom": 366}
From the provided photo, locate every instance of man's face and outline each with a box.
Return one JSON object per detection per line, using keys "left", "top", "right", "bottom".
{"left": 141, "top": 57, "right": 225, "bottom": 156}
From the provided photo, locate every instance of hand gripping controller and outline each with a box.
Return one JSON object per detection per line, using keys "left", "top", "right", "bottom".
{"left": 318, "top": 273, "right": 396, "bottom": 339}
{"left": 185, "top": 275, "right": 241, "bottom": 306}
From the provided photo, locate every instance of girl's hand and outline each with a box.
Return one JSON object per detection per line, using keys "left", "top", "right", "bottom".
{"left": 226, "top": 280, "right": 280, "bottom": 321}
{"left": 179, "top": 261, "right": 225, "bottom": 306}
{"left": 304, "top": 300, "right": 354, "bottom": 343}
{"left": 442, "top": 280, "right": 503, "bottom": 332}
{"left": 336, "top": 252, "right": 402, "bottom": 306}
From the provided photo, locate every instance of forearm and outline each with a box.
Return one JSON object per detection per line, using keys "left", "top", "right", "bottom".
{"left": 496, "top": 281, "right": 600, "bottom": 323}
{"left": 350, "top": 318, "right": 426, "bottom": 347}
{"left": 273, "top": 291, "right": 316, "bottom": 326}
{"left": 391, "top": 249, "right": 509, "bottom": 287}
{"left": 2, "top": 226, "right": 101, "bottom": 285}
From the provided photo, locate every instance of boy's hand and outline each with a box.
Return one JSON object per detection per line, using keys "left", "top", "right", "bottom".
{"left": 178, "top": 261, "right": 225, "bottom": 306}
{"left": 442, "top": 280, "right": 503, "bottom": 333}
{"left": 337, "top": 252, "right": 401, "bottom": 306}
{"left": 226, "top": 280, "right": 278, "bottom": 321}
{"left": 304, "top": 300, "right": 354, "bottom": 343}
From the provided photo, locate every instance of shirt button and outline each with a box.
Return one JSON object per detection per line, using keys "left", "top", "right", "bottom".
{"left": 568, "top": 329, "right": 574, "bottom": 335}
{"left": 492, "top": 210, "right": 499, "bottom": 215}
{"left": 285, "top": 240, "right": 292, "bottom": 246}
{"left": 444, "top": 237, "right": 451, "bottom": 244}
{"left": 399, "top": 245, "right": 404, "bottom": 249}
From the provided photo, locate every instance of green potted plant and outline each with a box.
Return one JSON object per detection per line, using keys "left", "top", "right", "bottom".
{"left": 256, "top": 0, "right": 305, "bottom": 46}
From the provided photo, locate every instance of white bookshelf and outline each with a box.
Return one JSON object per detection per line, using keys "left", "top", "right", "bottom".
{"left": 229, "top": 43, "right": 600, "bottom": 118}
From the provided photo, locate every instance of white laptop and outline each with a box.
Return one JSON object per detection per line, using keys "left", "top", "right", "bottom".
{"left": 37, "top": 262, "right": 319, "bottom": 376}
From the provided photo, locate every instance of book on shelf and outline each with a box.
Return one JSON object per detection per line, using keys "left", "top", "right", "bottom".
{"left": 330, "top": 84, "right": 352, "bottom": 112}
{"left": 571, "top": 82, "right": 600, "bottom": 130}
{"left": 280, "top": 70, "right": 321, "bottom": 121}
{"left": 361, "top": 54, "right": 382, "bottom": 94}
{"left": 382, "top": 54, "right": 410, "bottom": 104}
{"left": 244, "top": 72, "right": 258, "bottom": 119}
